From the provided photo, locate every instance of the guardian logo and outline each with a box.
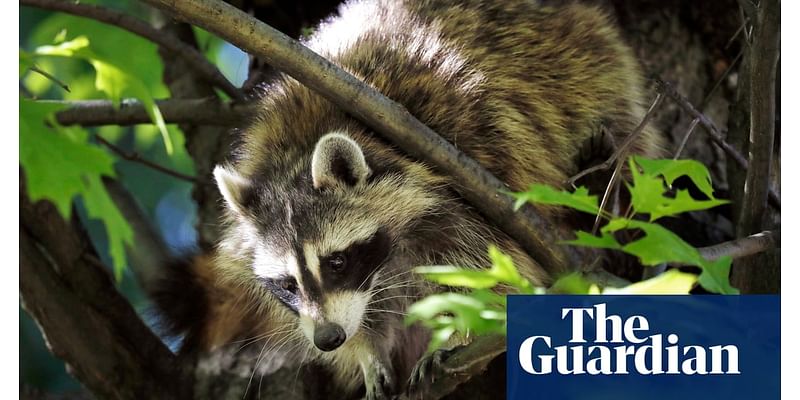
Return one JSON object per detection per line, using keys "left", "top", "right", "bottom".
{"left": 518, "top": 303, "right": 740, "bottom": 376}
{"left": 507, "top": 296, "right": 778, "bottom": 399}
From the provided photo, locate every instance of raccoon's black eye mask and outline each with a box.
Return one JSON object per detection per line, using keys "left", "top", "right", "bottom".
{"left": 260, "top": 275, "right": 301, "bottom": 313}
{"left": 318, "top": 229, "right": 392, "bottom": 292}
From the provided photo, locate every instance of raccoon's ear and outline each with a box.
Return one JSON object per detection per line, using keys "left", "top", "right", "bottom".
{"left": 214, "top": 165, "right": 251, "bottom": 214}
{"left": 311, "top": 133, "right": 371, "bottom": 189}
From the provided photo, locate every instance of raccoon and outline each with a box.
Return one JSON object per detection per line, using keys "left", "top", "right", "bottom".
{"left": 153, "top": 0, "right": 662, "bottom": 398}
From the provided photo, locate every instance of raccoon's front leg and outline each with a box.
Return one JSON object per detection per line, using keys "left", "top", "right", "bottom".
{"left": 358, "top": 351, "right": 395, "bottom": 400}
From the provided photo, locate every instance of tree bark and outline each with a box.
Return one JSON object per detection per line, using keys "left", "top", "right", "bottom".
{"left": 730, "top": 0, "right": 780, "bottom": 293}
{"left": 20, "top": 187, "right": 189, "bottom": 399}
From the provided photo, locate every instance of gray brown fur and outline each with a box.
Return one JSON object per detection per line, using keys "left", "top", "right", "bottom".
{"left": 156, "top": 0, "right": 663, "bottom": 398}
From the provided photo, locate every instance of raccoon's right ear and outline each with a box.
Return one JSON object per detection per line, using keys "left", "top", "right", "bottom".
{"left": 311, "top": 133, "right": 371, "bottom": 189}
{"left": 214, "top": 165, "right": 251, "bottom": 215}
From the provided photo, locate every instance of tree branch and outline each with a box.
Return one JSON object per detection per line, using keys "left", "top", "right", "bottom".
{"left": 698, "top": 230, "right": 779, "bottom": 262}
{"left": 94, "top": 135, "right": 201, "bottom": 183}
{"left": 401, "top": 335, "right": 506, "bottom": 400}
{"left": 28, "top": 65, "right": 70, "bottom": 93}
{"left": 20, "top": 0, "right": 242, "bottom": 100}
{"left": 48, "top": 97, "right": 252, "bottom": 126}
{"left": 738, "top": 0, "right": 779, "bottom": 235}
{"left": 567, "top": 93, "right": 664, "bottom": 186}
{"left": 20, "top": 188, "right": 189, "bottom": 399}
{"left": 654, "top": 77, "right": 780, "bottom": 210}
{"left": 729, "top": 0, "right": 780, "bottom": 293}
{"left": 138, "top": 0, "right": 577, "bottom": 277}
{"left": 102, "top": 178, "right": 174, "bottom": 294}
{"left": 155, "top": 19, "right": 234, "bottom": 248}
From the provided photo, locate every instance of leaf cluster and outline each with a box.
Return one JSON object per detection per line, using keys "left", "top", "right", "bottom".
{"left": 20, "top": 23, "right": 180, "bottom": 279}
{"left": 407, "top": 157, "right": 735, "bottom": 352}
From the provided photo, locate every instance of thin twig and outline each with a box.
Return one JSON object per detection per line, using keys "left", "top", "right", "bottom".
{"left": 139, "top": 0, "right": 578, "bottom": 277}
{"left": 675, "top": 48, "right": 743, "bottom": 160}
{"left": 673, "top": 117, "right": 699, "bottom": 159}
{"left": 701, "top": 49, "right": 743, "bottom": 108}
{"left": 20, "top": 0, "right": 242, "bottom": 100}
{"left": 725, "top": 19, "right": 747, "bottom": 50}
{"left": 567, "top": 93, "right": 664, "bottom": 186}
{"left": 698, "top": 230, "right": 779, "bottom": 262}
{"left": 29, "top": 65, "right": 71, "bottom": 92}
{"left": 49, "top": 97, "right": 252, "bottom": 126}
{"left": 94, "top": 135, "right": 201, "bottom": 184}
{"left": 655, "top": 77, "right": 780, "bottom": 210}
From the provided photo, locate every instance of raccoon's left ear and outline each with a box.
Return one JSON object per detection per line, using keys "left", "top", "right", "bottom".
{"left": 311, "top": 133, "right": 371, "bottom": 189}
{"left": 214, "top": 164, "right": 251, "bottom": 215}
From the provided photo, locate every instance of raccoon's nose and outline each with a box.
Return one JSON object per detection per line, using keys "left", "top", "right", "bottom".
{"left": 313, "top": 322, "right": 346, "bottom": 351}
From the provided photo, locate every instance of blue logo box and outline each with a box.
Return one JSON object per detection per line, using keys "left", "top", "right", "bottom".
{"left": 507, "top": 295, "right": 779, "bottom": 399}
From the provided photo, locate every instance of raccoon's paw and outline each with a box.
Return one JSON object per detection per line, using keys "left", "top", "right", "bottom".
{"left": 364, "top": 362, "right": 395, "bottom": 400}
{"left": 406, "top": 346, "right": 463, "bottom": 397}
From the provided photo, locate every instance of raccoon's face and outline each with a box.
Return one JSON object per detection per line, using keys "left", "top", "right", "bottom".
{"left": 214, "top": 132, "right": 437, "bottom": 352}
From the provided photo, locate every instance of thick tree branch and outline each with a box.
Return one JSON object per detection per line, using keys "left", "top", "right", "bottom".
{"left": 738, "top": 0, "right": 779, "bottom": 235}
{"left": 402, "top": 335, "right": 506, "bottom": 400}
{"left": 49, "top": 97, "right": 252, "bottom": 126}
{"left": 729, "top": 0, "right": 780, "bottom": 293}
{"left": 655, "top": 77, "right": 780, "bottom": 210}
{"left": 20, "top": 188, "right": 189, "bottom": 399}
{"left": 138, "top": 0, "right": 576, "bottom": 277}
{"left": 20, "top": 0, "right": 242, "bottom": 100}
{"left": 103, "top": 178, "right": 174, "bottom": 294}
{"left": 155, "top": 19, "right": 234, "bottom": 248}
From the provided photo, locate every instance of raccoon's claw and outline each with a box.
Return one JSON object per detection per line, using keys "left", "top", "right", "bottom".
{"left": 365, "top": 363, "right": 395, "bottom": 400}
{"left": 406, "top": 346, "right": 461, "bottom": 397}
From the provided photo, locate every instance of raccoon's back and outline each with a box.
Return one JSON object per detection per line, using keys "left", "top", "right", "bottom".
{"left": 292, "top": 0, "right": 662, "bottom": 191}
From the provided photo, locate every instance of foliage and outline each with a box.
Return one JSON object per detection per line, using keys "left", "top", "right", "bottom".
{"left": 20, "top": 4, "right": 210, "bottom": 390}
{"left": 512, "top": 156, "right": 735, "bottom": 294}
{"left": 20, "top": 96, "right": 133, "bottom": 279}
{"left": 20, "top": 17, "right": 182, "bottom": 279}
{"left": 407, "top": 157, "right": 735, "bottom": 352}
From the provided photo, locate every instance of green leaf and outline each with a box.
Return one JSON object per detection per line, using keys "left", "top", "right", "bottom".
{"left": 407, "top": 292, "right": 492, "bottom": 332}
{"left": 603, "top": 219, "right": 704, "bottom": 266}
{"left": 548, "top": 273, "right": 593, "bottom": 294}
{"left": 698, "top": 256, "right": 739, "bottom": 295}
{"left": 415, "top": 246, "right": 533, "bottom": 293}
{"left": 90, "top": 60, "right": 172, "bottom": 154}
{"left": 33, "top": 35, "right": 91, "bottom": 57}
{"left": 604, "top": 270, "right": 697, "bottom": 294}
{"left": 427, "top": 326, "right": 456, "bottom": 353}
{"left": 487, "top": 246, "right": 533, "bottom": 293}
{"left": 20, "top": 97, "right": 132, "bottom": 277}
{"left": 81, "top": 175, "right": 134, "bottom": 280}
{"left": 628, "top": 159, "right": 727, "bottom": 220}
{"left": 634, "top": 156, "right": 718, "bottom": 199}
{"left": 414, "top": 266, "right": 500, "bottom": 289}
{"left": 30, "top": 15, "right": 166, "bottom": 87}
{"left": 20, "top": 98, "right": 113, "bottom": 216}
{"left": 32, "top": 36, "right": 173, "bottom": 154}
{"left": 601, "top": 219, "right": 738, "bottom": 294}
{"left": 508, "top": 184, "right": 599, "bottom": 215}
{"left": 469, "top": 289, "right": 507, "bottom": 308}
{"left": 561, "top": 230, "right": 621, "bottom": 250}
{"left": 19, "top": 49, "right": 34, "bottom": 78}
